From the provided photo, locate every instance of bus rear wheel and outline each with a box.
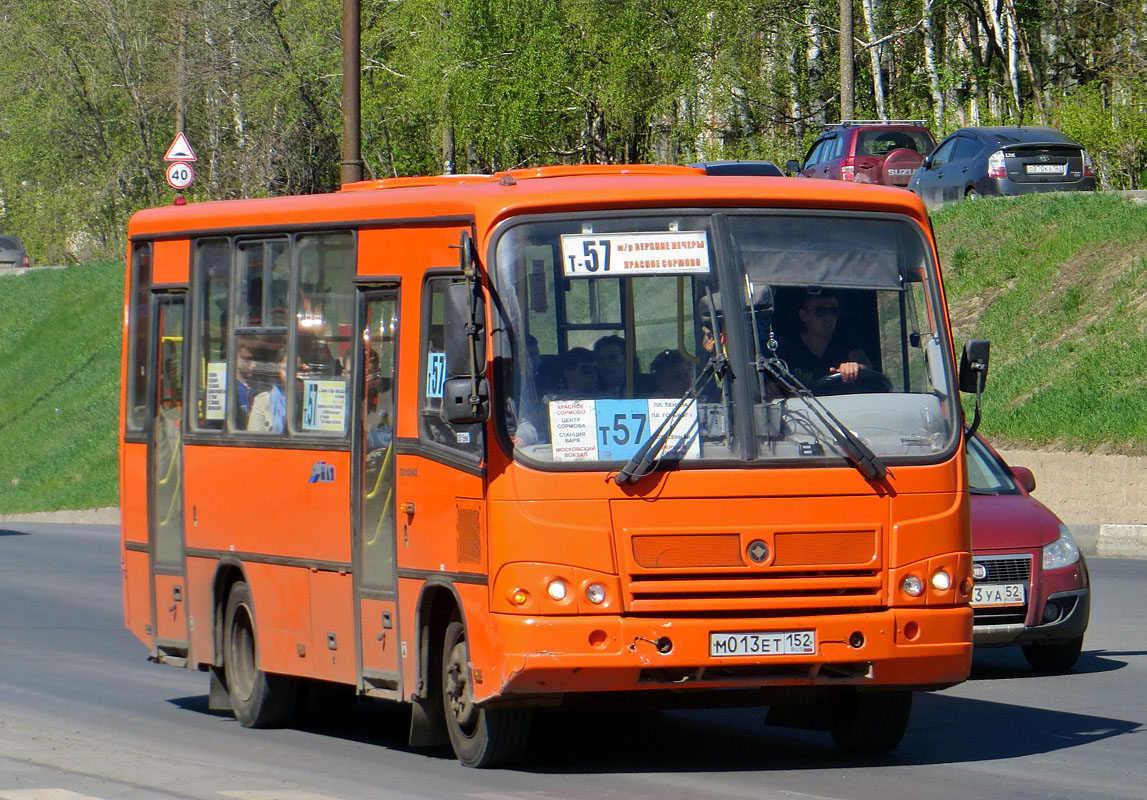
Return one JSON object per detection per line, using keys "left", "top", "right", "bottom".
{"left": 829, "top": 688, "right": 912, "bottom": 755}
{"left": 223, "top": 581, "right": 298, "bottom": 728}
{"left": 441, "top": 618, "right": 532, "bottom": 767}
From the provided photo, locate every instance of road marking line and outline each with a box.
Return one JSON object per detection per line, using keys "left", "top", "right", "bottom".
{"left": 219, "top": 792, "right": 348, "bottom": 800}
{"left": 0, "top": 791, "right": 110, "bottom": 800}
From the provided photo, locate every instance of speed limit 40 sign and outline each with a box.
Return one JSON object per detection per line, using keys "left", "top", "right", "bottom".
{"left": 166, "top": 161, "right": 194, "bottom": 191}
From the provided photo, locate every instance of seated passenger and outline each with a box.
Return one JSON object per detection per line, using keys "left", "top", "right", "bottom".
{"left": 593, "top": 335, "right": 629, "bottom": 396}
{"left": 647, "top": 349, "right": 694, "bottom": 397}
{"left": 234, "top": 338, "right": 259, "bottom": 429}
{"left": 248, "top": 347, "right": 288, "bottom": 433}
{"left": 779, "top": 290, "right": 871, "bottom": 387}
{"left": 551, "top": 347, "right": 599, "bottom": 400}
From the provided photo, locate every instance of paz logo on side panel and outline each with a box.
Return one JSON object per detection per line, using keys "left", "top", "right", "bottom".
{"left": 164, "top": 132, "right": 197, "bottom": 162}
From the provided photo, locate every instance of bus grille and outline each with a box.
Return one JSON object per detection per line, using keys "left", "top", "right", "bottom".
{"left": 624, "top": 569, "right": 884, "bottom": 615}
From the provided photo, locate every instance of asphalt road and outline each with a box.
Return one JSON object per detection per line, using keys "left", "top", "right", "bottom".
{"left": 1, "top": 522, "right": 1144, "bottom": 800}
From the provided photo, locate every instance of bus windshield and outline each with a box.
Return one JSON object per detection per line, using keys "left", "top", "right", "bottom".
{"left": 494, "top": 210, "right": 958, "bottom": 471}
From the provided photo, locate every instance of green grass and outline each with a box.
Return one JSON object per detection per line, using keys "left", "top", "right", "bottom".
{"left": 0, "top": 263, "right": 123, "bottom": 513}
{"left": 1, "top": 192, "right": 1144, "bottom": 513}
{"left": 937, "top": 192, "right": 1147, "bottom": 453}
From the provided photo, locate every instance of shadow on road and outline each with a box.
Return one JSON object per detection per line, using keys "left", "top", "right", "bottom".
{"left": 168, "top": 672, "right": 1142, "bottom": 775}
{"left": 0, "top": 528, "right": 32, "bottom": 537}
{"left": 969, "top": 646, "right": 1128, "bottom": 679}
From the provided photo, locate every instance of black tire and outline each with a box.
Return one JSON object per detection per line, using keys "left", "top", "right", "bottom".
{"left": 223, "top": 581, "right": 298, "bottom": 728}
{"left": 441, "top": 618, "right": 532, "bottom": 768}
{"left": 1022, "top": 636, "right": 1084, "bottom": 672}
{"left": 829, "top": 689, "right": 912, "bottom": 755}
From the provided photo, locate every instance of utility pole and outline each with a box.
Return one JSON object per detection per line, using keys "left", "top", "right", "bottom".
{"left": 840, "top": 0, "right": 854, "bottom": 122}
{"left": 340, "top": 0, "right": 364, "bottom": 185}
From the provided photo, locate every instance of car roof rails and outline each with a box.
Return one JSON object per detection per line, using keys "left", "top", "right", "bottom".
{"left": 835, "top": 119, "right": 928, "bottom": 127}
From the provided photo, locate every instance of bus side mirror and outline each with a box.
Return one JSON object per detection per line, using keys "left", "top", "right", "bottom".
{"left": 960, "top": 338, "right": 990, "bottom": 440}
{"left": 442, "top": 376, "right": 489, "bottom": 423}
{"left": 442, "top": 280, "right": 489, "bottom": 424}
{"left": 959, "top": 338, "right": 990, "bottom": 394}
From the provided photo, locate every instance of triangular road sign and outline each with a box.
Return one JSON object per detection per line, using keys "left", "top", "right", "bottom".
{"left": 164, "top": 132, "right": 197, "bottom": 162}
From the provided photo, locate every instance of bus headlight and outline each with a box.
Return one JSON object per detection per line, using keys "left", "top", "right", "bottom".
{"left": 547, "top": 579, "right": 569, "bottom": 601}
{"left": 585, "top": 583, "right": 607, "bottom": 605}
{"left": 930, "top": 569, "right": 952, "bottom": 592}
{"left": 902, "top": 575, "right": 924, "bottom": 597}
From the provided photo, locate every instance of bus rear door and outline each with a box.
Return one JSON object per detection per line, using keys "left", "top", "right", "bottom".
{"left": 147, "top": 293, "right": 190, "bottom": 663}
{"left": 356, "top": 288, "right": 402, "bottom": 696}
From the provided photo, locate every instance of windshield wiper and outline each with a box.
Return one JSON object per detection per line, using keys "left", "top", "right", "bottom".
{"left": 757, "top": 357, "right": 888, "bottom": 482}
{"left": 615, "top": 354, "right": 726, "bottom": 485}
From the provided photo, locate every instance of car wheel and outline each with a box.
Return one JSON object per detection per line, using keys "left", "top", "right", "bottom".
{"left": 223, "top": 581, "right": 299, "bottom": 727}
{"left": 829, "top": 689, "right": 912, "bottom": 755}
{"left": 965, "top": 187, "right": 980, "bottom": 200}
{"left": 442, "top": 617, "right": 532, "bottom": 767}
{"left": 1022, "top": 636, "right": 1084, "bottom": 672}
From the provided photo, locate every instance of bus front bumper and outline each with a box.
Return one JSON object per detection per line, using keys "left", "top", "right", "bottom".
{"left": 478, "top": 606, "right": 972, "bottom": 702}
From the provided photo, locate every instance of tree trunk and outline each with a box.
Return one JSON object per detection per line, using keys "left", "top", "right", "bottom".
{"left": 922, "top": 0, "right": 945, "bottom": 130}
{"left": 861, "top": 0, "right": 886, "bottom": 120}
{"left": 840, "top": 0, "right": 854, "bottom": 121}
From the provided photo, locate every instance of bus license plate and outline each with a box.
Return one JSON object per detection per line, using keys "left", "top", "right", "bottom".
{"left": 971, "top": 582, "right": 1026, "bottom": 607}
{"left": 710, "top": 630, "right": 816, "bottom": 657}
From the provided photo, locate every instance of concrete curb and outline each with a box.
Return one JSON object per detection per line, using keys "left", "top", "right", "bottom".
{"left": 0, "top": 507, "right": 121, "bottom": 526}
{"left": 1097, "top": 524, "right": 1147, "bottom": 559}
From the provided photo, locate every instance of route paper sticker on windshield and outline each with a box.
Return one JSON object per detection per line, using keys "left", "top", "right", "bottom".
{"left": 561, "top": 231, "right": 710, "bottom": 277}
{"left": 550, "top": 398, "right": 701, "bottom": 462}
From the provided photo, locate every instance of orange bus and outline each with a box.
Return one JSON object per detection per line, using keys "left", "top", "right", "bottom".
{"left": 120, "top": 165, "right": 990, "bottom": 767}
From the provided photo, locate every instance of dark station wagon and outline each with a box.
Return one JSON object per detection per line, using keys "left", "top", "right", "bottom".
{"left": 910, "top": 125, "right": 1096, "bottom": 207}
{"left": 0, "top": 235, "right": 30, "bottom": 270}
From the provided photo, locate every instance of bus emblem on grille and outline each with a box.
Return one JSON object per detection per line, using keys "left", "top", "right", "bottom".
{"left": 747, "top": 540, "right": 770, "bottom": 563}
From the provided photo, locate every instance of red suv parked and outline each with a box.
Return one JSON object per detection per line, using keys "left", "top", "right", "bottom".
{"left": 786, "top": 120, "right": 936, "bottom": 188}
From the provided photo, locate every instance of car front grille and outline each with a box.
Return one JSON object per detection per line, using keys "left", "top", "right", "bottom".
{"left": 972, "top": 554, "right": 1032, "bottom": 626}
{"left": 976, "top": 555, "right": 1032, "bottom": 583}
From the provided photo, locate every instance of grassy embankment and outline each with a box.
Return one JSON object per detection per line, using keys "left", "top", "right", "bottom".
{"left": 1, "top": 191, "right": 1144, "bottom": 514}
{"left": 0, "top": 262, "right": 122, "bottom": 514}
{"left": 937, "top": 191, "right": 1147, "bottom": 452}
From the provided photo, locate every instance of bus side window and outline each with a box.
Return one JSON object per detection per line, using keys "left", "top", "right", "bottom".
{"left": 234, "top": 237, "right": 290, "bottom": 435}
{"left": 420, "top": 277, "right": 483, "bottom": 457}
{"left": 125, "top": 241, "right": 152, "bottom": 432}
{"left": 193, "top": 238, "right": 230, "bottom": 431}
{"left": 293, "top": 232, "right": 354, "bottom": 438}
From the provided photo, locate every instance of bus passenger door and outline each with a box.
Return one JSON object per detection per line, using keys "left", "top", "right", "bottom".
{"left": 148, "top": 294, "right": 190, "bottom": 663}
{"left": 356, "top": 289, "right": 401, "bottom": 695}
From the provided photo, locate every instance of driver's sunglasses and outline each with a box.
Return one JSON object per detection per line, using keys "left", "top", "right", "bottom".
{"left": 811, "top": 306, "right": 840, "bottom": 318}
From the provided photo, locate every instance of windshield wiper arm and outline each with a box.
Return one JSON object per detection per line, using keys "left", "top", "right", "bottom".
{"left": 757, "top": 357, "right": 888, "bottom": 482}
{"left": 615, "top": 354, "right": 726, "bottom": 485}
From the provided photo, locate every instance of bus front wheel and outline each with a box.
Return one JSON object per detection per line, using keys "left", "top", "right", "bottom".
{"left": 441, "top": 618, "right": 532, "bottom": 767}
{"left": 829, "top": 688, "right": 912, "bottom": 755}
{"left": 223, "top": 581, "right": 298, "bottom": 728}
